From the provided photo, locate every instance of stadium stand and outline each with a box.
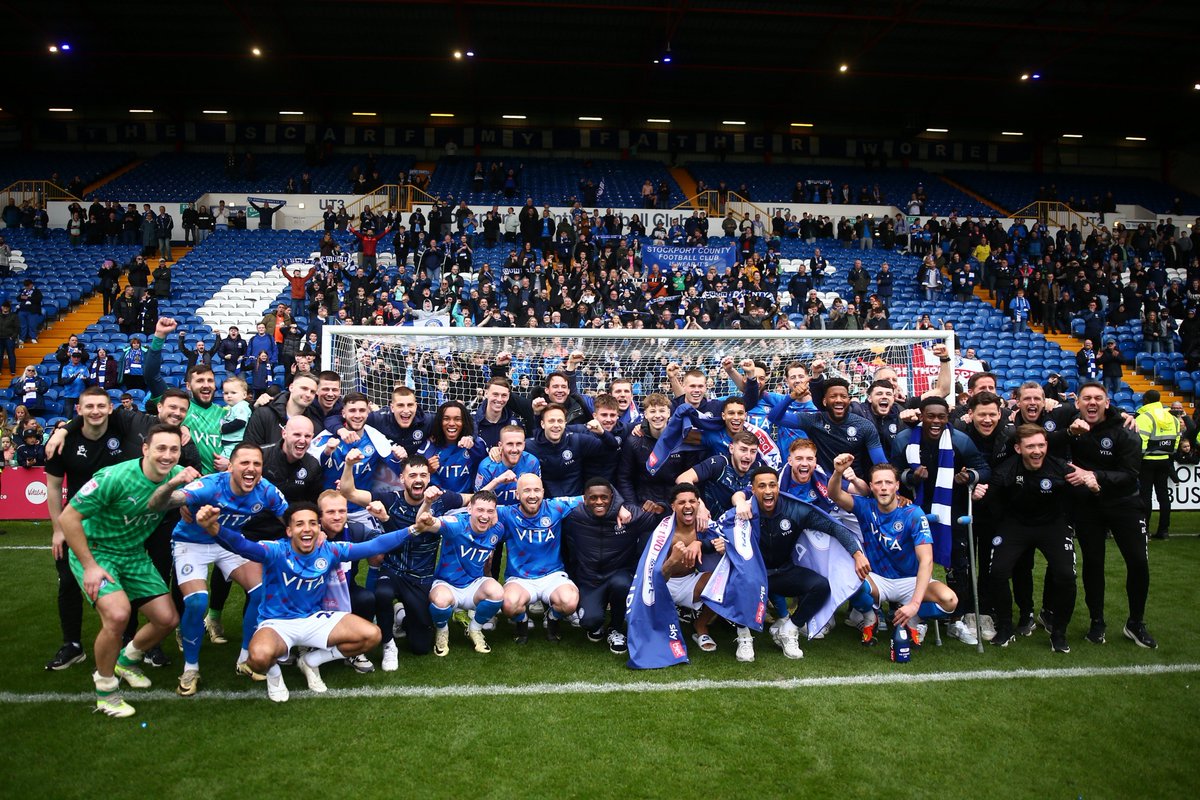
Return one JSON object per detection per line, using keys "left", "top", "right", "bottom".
{"left": 0, "top": 151, "right": 135, "bottom": 193}
{"left": 685, "top": 163, "right": 996, "bottom": 217}
{"left": 947, "top": 170, "right": 1200, "bottom": 216}
{"left": 427, "top": 157, "right": 685, "bottom": 208}
{"left": 88, "top": 153, "right": 417, "bottom": 202}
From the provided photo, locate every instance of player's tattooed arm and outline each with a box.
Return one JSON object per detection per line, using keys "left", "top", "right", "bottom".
{"left": 146, "top": 466, "right": 201, "bottom": 512}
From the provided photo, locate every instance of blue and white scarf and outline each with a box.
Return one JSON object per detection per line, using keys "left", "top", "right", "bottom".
{"left": 625, "top": 514, "right": 690, "bottom": 670}
{"left": 701, "top": 504, "right": 768, "bottom": 631}
{"left": 904, "top": 425, "right": 954, "bottom": 567}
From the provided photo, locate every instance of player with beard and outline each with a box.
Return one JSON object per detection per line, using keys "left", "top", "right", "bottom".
{"left": 146, "top": 443, "right": 287, "bottom": 695}
{"left": 767, "top": 377, "right": 887, "bottom": 474}
{"left": 677, "top": 431, "right": 761, "bottom": 518}
{"left": 340, "top": 451, "right": 464, "bottom": 670}
{"left": 891, "top": 396, "right": 989, "bottom": 645}
{"left": 666, "top": 356, "right": 761, "bottom": 416}
{"left": 142, "top": 318, "right": 227, "bottom": 472}
{"left": 474, "top": 425, "right": 541, "bottom": 506}
{"left": 955, "top": 391, "right": 1015, "bottom": 641}
{"left": 316, "top": 391, "right": 407, "bottom": 523}
{"left": 984, "top": 425, "right": 1086, "bottom": 652}
{"left": 1064, "top": 382, "right": 1155, "bottom": 648}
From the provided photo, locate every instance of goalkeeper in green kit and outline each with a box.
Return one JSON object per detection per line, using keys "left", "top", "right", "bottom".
{"left": 143, "top": 317, "right": 228, "bottom": 474}
{"left": 59, "top": 424, "right": 200, "bottom": 718}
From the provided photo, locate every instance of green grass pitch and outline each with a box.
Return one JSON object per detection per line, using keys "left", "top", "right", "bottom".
{"left": 1, "top": 518, "right": 1197, "bottom": 799}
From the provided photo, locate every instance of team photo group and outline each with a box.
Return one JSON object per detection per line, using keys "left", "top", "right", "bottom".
{"left": 50, "top": 314, "right": 1158, "bottom": 718}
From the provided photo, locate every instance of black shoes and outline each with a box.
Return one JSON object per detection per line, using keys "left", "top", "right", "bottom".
{"left": 45, "top": 643, "right": 86, "bottom": 671}
{"left": 1050, "top": 630, "right": 1071, "bottom": 654}
{"left": 1084, "top": 619, "right": 1106, "bottom": 645}
{"left": 512, "top": 617, "right": 530, "bottom": 645}
{"left": 545, "top": 616, "right": 562, "bottom": 643}
{"left": 1123, "top": 621, "right": 1158, "bottom": 649}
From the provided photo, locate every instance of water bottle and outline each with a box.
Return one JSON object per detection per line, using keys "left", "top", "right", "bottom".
{"left": 890, "top": 625, "right": 911, "bottom": 663}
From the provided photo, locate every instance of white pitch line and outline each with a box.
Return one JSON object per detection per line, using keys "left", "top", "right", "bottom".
{"left": 2, "top": 662, "right": 1196, "bottom": 705}
{"left": 0, "top": 546, "right": 50, "bottom": 551}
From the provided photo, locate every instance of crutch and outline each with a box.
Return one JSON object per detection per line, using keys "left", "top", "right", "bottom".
{"left": 958, "top": 487, "right": 985, "bottom": 654}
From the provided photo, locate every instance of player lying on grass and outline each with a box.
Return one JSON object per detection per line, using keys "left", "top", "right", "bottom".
{"left": 59, "top": 424, "right": 198, "bottom": 718}
{"left": 193, "top": 501, "right": 428, "bottom": 702}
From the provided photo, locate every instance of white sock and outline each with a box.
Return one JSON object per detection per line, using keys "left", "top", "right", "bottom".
{"left": 238, "top": 648, "right": 250, "bottom": 663}
{"left": 122, "top": 644, "right": 144, "bottom": 662}
{"left": 778, "top": 617, "right": 799, "bottom": 637}
{"left": 736, "top": 626, "right": 751, "bottom": 638}
{"left": 303, "top": 646, "right": 344, "bottom": 668}
{"left": 266, "top": 664, "right": 281, "bottom": 680}
{"left": 469, "top": 620, "right": 482, "bottom": 632}
{"left": 184, "top": 661, "right": 199, "bottom": 672}
{"left": 93, "top": 672, "right": 118, "bottom": 692}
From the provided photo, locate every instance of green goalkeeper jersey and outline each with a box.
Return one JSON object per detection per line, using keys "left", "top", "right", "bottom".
{"left": 69, "top": 458, "right": 184, "bottom": 554}
{"left": 183, "top": 400, "right": 227, "bottom": 473}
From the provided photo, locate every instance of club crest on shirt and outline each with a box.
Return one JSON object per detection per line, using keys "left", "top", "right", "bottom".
{"left": 362, "top": 445, "right": 375, "bottom": 456}
{"left": 846, "top": 426, "right": 857, "bottom": 437}
{"left": 779, "top": 518, "right": 792, "bottom": 531}
{"left": 562, "top": 449, "right": 573, "bottom": 461}
{"left": 252, "top": 503, "right": 263, "bottom": 513}
{"left": 413, "top": 430, "right": 424, "bottom": 441}
{"left": 1100, "top": 437, "right": 1113, "bottom": 449}
{"left": 107, "top": 437, "right": 121, "bottom": 450}
{"left": 314, "top": 558, "right": 328, "bottom": 571}
{"left": 1039, "top": 478, "right": 1052, "bottom": 491}
{"left": 540, "top": 516, "right": 551, "bottom": 527}
{"left": 893, "top": 521, "right": 904, "bottom": 532}
{"left": 888, "top": 423, "right": 898, "bottom": 434}
{"left": 296, "top": 467, "right": 308, "bottom": 479}
{"left": 1044, "top": 420, "right": 1057, "bottom": 432}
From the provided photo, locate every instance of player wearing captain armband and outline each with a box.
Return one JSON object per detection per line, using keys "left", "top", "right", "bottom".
{"left": 826, "top": 455, "right": 958, "bottom": 652}
{"left": 413, "top": 492, "right": 507, "bottom": 656}
{"left": 192, "top": 502, "right": 426, "bottom": 702}
{"left": 148, "top": 443, "right": 288, "bottom": 696}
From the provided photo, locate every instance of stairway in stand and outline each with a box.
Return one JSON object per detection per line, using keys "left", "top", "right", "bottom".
{"left": 972, "top": 286, "right": 1186, "bottom": 407}
{"left": 15, "top": 245, "right": 193, "bottom": 373}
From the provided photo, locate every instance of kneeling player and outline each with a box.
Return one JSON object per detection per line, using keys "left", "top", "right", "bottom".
{"left": 497, "top": 474, "right": 587, "bottom": 643}
{"left": 413, "top": 492, "right": 506, "bottom": 656}
{"left": 828, "top": 456, "right": 958, "bottom": 649}
{"left": 193, "top": 502, "right": 423, "bottom": 701}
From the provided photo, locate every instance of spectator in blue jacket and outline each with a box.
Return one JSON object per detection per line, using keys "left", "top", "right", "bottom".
{"left": 58, "top": 352, "right": 89, "bottom": 418}
{"left": 248, "top": 322, "right": 278, "bottom": 363}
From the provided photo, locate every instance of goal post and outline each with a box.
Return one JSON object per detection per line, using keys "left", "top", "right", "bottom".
{"left": 321, "top": 326, "right": 957, "bottom": 412}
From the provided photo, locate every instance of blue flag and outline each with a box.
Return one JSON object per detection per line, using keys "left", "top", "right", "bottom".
{"left": 625, "top": 515, "right": 690, "bottom": 669}
{"left": 646, "top": 404, "right": 715, "bottom": 477}
{"left": 701, "top": 503, "right": 768, "bottom": 631}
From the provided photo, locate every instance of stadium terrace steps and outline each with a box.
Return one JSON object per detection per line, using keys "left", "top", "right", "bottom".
{"left": 15, "top": 295, "right": 106, "bottom": 373}
{"left": 670, "top": 167, "right": 699, "bottom": 205}
{"left": 938, "top": 175, "right": 1009, "bottom": 216}
{"left": 83, "top": 159, "right": 145, "bottom": 197}
{"left": 970, "top": 286, "right": 1186, "bottom": 408}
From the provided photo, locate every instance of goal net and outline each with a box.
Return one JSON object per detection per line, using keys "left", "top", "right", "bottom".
{"left": 322, "top": 327, "right": 957, "bottom": 413}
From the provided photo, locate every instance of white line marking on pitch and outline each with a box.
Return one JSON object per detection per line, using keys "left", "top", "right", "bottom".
{"left": 2, "top": 662, "right": 1196, "bottom": 705}
{"left": 0, "top": 545, "right": 50, "bottom": 550}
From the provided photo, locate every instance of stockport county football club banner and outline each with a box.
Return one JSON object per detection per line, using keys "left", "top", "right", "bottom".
{"left": 643, "top": 244, "right": 736, "bottom": 275}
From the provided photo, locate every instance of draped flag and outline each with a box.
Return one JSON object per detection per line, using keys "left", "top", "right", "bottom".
{"left": 626, "top": 515, "right": 690, "bottom": 669}
{"left": 904, "top": 425, "right": 954, "bottom": 567}
{"left": 646, "top": 404, "right": 711, "bottom": 476}
{"left": 788, "top": 491, "right": 863, "bottom": 638}
{"left": 701, "top": 504, "right": 768, "bottom": 631}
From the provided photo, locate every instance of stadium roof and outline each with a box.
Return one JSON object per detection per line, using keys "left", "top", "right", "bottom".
{"left": 7, "top": 0, "right": 1200, "bottom": 142}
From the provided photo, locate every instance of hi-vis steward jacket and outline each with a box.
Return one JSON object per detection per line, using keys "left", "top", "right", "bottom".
{"left": 1135, "top": 401, "right": 1181, "bottom": 460}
